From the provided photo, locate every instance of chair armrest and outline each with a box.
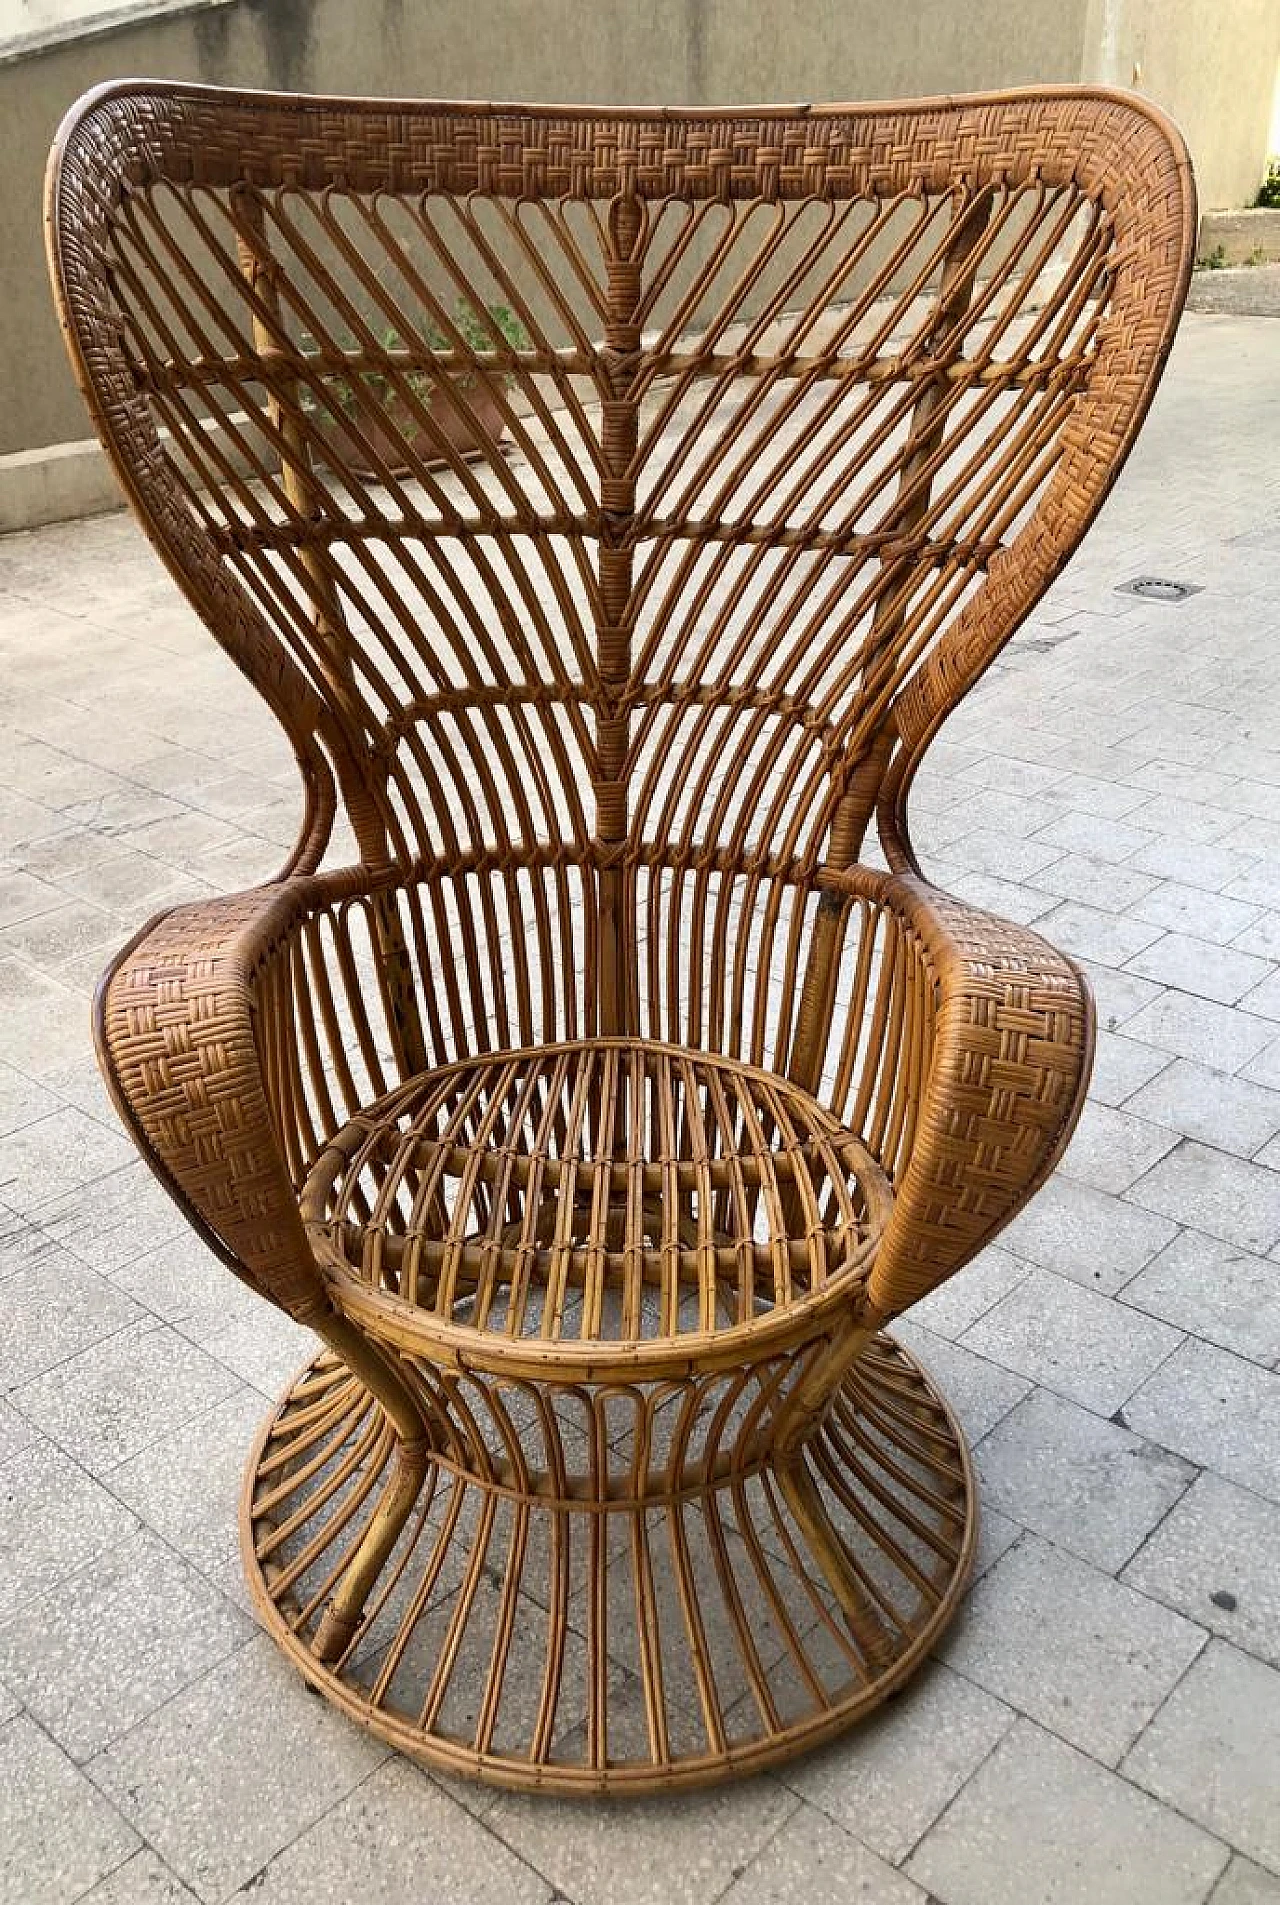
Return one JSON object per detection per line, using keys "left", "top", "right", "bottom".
{"left": 94, "top": 880, "right": 333, "bottom": 1322}
{"left": 838, "top": 870, "right": 1094, "bottom": 1323}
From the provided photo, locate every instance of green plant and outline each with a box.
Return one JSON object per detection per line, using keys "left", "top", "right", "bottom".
{"left": 1256, "top": 159, "right": 1280, "bottom": 209}
{"left": 1196, "top": 242, "right": 1229, "bottom": 271}
{"left": 447, "top": 301, "right": 528, "bottom": 359}
{"left": 300, "top": 301, "right": 529, "bottom": 430}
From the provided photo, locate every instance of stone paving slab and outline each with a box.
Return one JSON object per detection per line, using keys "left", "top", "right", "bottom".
{"left": 972, "top": 1386, "right": 1196, "bottom": 1572}
{"left": 1186, "top": 264, "right": 1280, "bottom": 317}
{"left": 782, "top": 1661, "right": 1013, "bottom": 1864}
{"left": 905, "top": 1720, "right": 1229, "bottom": 1905}
{"left": 484, "top": 1774, "right": 799, "bottom": 1905}
{"left": 0, "top": 1712, "right": 140, "bottom": 1905}
{"left": 78, "top": 1852, "right": 200, "bottom": 1904}
{"left": 1119, "top": 1227, "right": 1280, "bottom": 1363}
{"left": 1123, "top": 1641, "right": 1280, "bottom": 1873}
{"left": 1123, "top": 1339, "right": 1280, "bottom": 1501}
{"left": 718, "top": 1803, "right": 928, "bottom": 1904}
{"left": 89, "top": 1636, "right": 389, "bottom": 1902}
{"left": 0, "top": 310, "right": 1279, "bottom": 1901}
{"left": 938, "top": 1534, "right": 1206, "bottom": 1765}
{"left": 1122, "top": 1471, "right": 1280, "bottom": 1667}
{"left": 1213, "top": 1860, "right": 1280, "bottom": 1905}
{"left": 0, "top": 1529, "right": 252, "bottom": 1763}
{"left": 959, "top": 1265, "right": 1183, "bottom": 1414}
{"left": 231, "top": 1761, "right": 554, "bottom": 1905}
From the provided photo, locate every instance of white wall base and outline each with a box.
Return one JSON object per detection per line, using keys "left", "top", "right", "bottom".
{"left": 0, "top": 436, "right": 123, "bottom": 535}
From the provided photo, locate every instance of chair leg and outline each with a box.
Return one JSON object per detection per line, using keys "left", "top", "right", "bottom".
{"left": 773, "top": 1454, "right": 899, "bottom": 1673}
{"left": 313, "top": 1434, "right": 430, "bottom": 1662}
{"left": 304, "top": 1309, "right": 431, "bottom": 1665}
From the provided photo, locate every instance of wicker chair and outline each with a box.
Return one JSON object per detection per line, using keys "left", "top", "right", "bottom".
{"left": 47, "top": 80, "right": 1192, "bottom": 1793}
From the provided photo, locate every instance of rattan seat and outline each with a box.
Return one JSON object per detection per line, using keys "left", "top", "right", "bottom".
{"left": 301, "top": 1040, "right": 892, "bottom": 1374}
{"left": 48, "top": 79, "right": 1193, "bottom": 1792}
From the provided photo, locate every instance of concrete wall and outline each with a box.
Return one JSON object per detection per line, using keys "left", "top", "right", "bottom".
{"left": 3, "top": 0, "right": 1277, "bottom": 473}
{"left": 1082, "top": 0, "right": 1280, "bottom": 211}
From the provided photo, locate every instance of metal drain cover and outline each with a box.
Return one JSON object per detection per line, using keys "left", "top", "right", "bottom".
{"left": 1116, "top": 576, "right": 1202, "bottom": 602}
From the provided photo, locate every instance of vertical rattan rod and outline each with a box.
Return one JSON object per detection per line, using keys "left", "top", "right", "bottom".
{"left": 786, "top": 726, "right": 896, "bottom": 1096}
{"left": 870, "top": 185, "right": 997, "bottom": 595}
{"left": 595, "top": 194, "right": 644, "bottom": 1039}
{"left": 786, "top": 190, "right": 996, "bottom": 1098}
{"left": 233, "top": 189, "right": 429, "bottom": 1080}
{"left": 232, "top": 187, "right": 366, "bottom": 737}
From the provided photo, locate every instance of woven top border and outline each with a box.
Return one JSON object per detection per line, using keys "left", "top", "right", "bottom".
{"left": 48, "top": 78, "right": 1193, "bottom": 217}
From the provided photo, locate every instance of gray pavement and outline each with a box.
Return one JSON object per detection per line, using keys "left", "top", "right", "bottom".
{"left": 1, "top": 308, "right": 1279, "bottom": 1901}
{"left": 1187, "top": 263, "right": 1280, "bottom": 317}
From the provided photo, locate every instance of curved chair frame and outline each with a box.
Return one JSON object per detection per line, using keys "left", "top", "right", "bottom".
{"left": 47, "top": 80, "right": 1192, "bottom": 1792}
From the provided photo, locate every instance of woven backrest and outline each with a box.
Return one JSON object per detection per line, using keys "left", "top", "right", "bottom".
{"left": 48, "top": 83, "right": 1191, "bottom": 900}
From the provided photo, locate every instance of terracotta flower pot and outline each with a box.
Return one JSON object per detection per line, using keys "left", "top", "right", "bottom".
{"left": 308, "top": 378, "right": 507, "bottom": 479}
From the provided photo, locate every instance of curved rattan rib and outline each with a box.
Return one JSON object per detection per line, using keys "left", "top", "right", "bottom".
{"left": 48, "top": 80, "right": 1191, "bottom": 1791}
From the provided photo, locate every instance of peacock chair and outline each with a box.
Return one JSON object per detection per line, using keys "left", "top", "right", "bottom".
{"left": 46, "top": 79, "right": 1193, "bottom": 1793}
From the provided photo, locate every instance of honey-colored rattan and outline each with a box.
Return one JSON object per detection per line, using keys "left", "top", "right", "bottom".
{"left": 47, "top": 79, "right": 1193, "bottom": 1792}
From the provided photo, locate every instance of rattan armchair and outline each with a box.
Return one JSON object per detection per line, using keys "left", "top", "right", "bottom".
{"left": 47, "top": 80, "right": 1192, "bottom": 1793}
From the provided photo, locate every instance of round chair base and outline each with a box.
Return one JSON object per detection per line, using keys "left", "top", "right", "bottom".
{"left": 241, "top": 1333, "right": 976, "bottom": 1794}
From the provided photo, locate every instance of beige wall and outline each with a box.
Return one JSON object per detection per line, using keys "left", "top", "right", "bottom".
{"left": 690, "top": 1, "right": 1089, "bottom": 104}
{"left": 3, "top": 0, "right": 1275, "bottom": 458}
{"left": 1083, "top": 0, "right": 1280, "bottom": 210}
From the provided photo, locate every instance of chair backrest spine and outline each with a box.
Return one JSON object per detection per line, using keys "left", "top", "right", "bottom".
{"left": 596, "top": 193, "right": 645, "bottom": 1038}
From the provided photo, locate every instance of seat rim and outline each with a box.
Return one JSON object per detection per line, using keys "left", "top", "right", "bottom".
{"left": 303, "top": 1037, "right": 893, "bottom": 1382}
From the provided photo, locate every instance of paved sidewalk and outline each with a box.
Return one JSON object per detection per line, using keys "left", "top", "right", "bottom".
{"left": 1, "top": 308, "right": 1279, "bottom": 1903}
